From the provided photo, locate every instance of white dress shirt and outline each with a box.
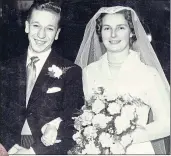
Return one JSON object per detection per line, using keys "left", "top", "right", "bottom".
{"left": 21, "top": 48, "right": 51, "bottom": 135}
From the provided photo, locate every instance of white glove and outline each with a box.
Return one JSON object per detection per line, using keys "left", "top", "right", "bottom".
{"left": 41, "top": 117, "right": 62, "bottom": 146}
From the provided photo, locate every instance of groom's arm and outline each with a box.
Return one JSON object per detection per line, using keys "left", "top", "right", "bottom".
{"left": 60, "top": 65, "right": 85, "bottom": 119}
{"left": 0, "top": 128, "right": 20, "bottom": 152}
{"left": 1, "top": 109, "right": 21, "bottom": 152}
{"left": 31, "top": 65, "right": 84, "bottom": 154}
{"left": 1, "top": 100, "right": 22, "bottom": 152}
{"left": 0, "top": 64, "right": 21, "bottom": 152}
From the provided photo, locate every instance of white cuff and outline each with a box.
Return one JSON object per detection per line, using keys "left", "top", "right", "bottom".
{"left": 8, "top": 144, "right": 22, "bottom": 154}
{"left": 29, "top": 147, "right": 36, "bottom": 154}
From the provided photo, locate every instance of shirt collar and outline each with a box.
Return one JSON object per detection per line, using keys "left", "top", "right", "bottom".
{"left": 27, "top": 48, "right": 51, "bottom": 65}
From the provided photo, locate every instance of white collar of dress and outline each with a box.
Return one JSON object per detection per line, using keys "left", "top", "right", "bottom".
{"left": 100, "top": 50, "right": 141, "bottom": 79}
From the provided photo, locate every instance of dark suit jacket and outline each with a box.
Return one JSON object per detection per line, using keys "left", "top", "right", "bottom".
{"left": 0, "top": 48, "right": 84, "bottom": 154}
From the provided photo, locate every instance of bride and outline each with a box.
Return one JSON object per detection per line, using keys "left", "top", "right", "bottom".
{"left": 41, "top": 6, "right": 170, "bottom": 154}
{"left": 75, "top": 6, "right": 170, "bottom": 154}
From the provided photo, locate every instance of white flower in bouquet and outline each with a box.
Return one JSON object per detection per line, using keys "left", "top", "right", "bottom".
{"left": 92, "top": 99, "right": 105, "bottom": 114}
{"left": 115, "top": 98, "right": 124, "bottom": 106}
{"left": 107, "top": 102, "right": 121, "bottom": 115}
{"left": 81, "top": 110, "right": 94, "bottom": 126}
{"left": 83, "top": 126, "right": 97, "bottom": 139}
{"left": 92, "top": 114, "right": 112, "bottom": 129}
{"left": 121, "top": 105, "right": 136, "bottom": 120}
{"left": 99, "top": 132, "right": 113, "bottom": 148}
{"left": 72, "top": 132, "right": 83, "bottom": 146}
{"left": 120, "top": 134, "right": 133, "bottom": 148}
{"left": 81, "top": 105, "right": 86, "bottom": 110}
{"left": 115, "top": 116, "right": 131, "bottom": 134}
{"left": 73, "top": 116, "right": 83, "bottom": 131}
{"left": 103, "top": 92, "right": 117, "bottom": 101}
{"left": 82, "top": 141, "right": 101, "bottom": 154}
{"left": 110, "top": 142, "right": 125, "bottom": 154}
{"left": 122, "top": 94, "right": 134, "bottom": 101}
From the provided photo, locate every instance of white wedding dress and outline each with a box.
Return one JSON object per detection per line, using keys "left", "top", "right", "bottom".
{"left": 82, "top": 50, "right": 169, "bottom": 154}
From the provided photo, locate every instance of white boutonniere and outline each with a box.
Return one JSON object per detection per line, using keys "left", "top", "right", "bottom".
{"left": 48, "top": 65, "right": 63, "bottom": 78}
{"left": 48, "top": 65, "right": 73, "bottom": 79}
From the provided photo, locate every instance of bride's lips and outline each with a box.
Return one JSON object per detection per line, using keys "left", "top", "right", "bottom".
{"left": 34, "top": 39, "right": 46, "bottom": 45}
{"left": 109, "top": 40, "right": 121, "bottom": 44}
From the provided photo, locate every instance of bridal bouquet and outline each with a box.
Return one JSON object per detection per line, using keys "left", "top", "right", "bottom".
{"left": 69, "top": 87, "right": 146, "bottom": 154}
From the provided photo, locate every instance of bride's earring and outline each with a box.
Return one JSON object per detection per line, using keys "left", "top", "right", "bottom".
{"left": 129, "top": 33, "right": 134, "bottom": 47}
{"left": 130, "top": 33, "right": 133, "bottom": 38}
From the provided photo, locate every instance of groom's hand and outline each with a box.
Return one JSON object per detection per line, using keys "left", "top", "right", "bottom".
{"left": 41, "top": 124, "right": 60, "bottom": 146}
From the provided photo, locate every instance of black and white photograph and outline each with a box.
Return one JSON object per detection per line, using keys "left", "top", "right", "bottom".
{"left": 0, "top": 0, "right": 170, "bottom": 155}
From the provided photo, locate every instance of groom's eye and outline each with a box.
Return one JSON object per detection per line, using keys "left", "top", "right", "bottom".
{"left": 47, "top": 27, "right": 54, "bottom": 31}
{"left": 32, "top": 24, "right": 39, "bottom": 28}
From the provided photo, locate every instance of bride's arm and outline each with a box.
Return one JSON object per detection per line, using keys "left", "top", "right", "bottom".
{"left": 132, "top": 68, "right": 170, "bottom": 144}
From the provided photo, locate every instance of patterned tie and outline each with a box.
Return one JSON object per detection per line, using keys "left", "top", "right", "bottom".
{"left": 21, "top": 56, "right": 39, "bottom": 149}
{"left": 26, "top": 56, "right": 39, "bottom": 106}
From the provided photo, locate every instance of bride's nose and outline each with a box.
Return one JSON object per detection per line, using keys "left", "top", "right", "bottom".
{"left": 111, "top": 29, "right": 117, "bottom": 38}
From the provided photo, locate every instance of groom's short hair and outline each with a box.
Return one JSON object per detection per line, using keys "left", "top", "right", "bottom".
{"left": 27, "top": 0, "right": 62, "bottom": 27}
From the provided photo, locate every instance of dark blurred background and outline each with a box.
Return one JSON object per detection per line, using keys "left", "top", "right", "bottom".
{"left": 0, "top": 0, "right": 170, "bottom": 80}
{"left": 0, "top": 0, "right": 170, "bottom": 153}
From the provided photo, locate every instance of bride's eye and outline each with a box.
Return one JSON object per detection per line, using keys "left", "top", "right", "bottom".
{"left": 103, "top": 26, "right": 110, "bottom": 31}
{"left": 118, "top": 26, "right": 125, "bottom": 30}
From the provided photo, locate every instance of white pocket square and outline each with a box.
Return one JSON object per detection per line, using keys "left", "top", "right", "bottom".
{"left": 46, "top": 87, "right": 61, "bottom": 93}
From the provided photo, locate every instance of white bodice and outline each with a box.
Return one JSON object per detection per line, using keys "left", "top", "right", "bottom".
{"left": 82, "top": 51, "right": 169, "bottom": 154}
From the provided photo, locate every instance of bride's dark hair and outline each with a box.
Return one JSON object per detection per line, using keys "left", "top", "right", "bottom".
{"left": 96, "top": 10, "right": 137, "bottom": 46}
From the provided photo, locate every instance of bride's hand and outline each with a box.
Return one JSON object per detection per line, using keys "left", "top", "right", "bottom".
{"left": 41, "top": 124, "right": 58, "bottom": 146}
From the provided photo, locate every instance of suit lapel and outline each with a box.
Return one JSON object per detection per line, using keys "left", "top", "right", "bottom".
{"left": 27, "top": 49, "right": 62, "bottom": 108}
{"left": 18, "top": 52, "right": 27, "bottom": 109}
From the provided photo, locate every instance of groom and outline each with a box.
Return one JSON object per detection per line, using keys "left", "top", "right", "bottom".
{"left": 0, "top": 0, "right": 84, "bottom": 154}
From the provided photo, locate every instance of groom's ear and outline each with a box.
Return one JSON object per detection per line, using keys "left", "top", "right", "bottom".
{"left": 25, "top": 21, "right": 30, "bottom": 33}
{"left": 55, "top": 28, "right": 61, "bottom": 40}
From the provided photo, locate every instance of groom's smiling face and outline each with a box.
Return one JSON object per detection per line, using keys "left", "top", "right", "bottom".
{"left": 25, "top": 9, "right": 61, "bottom": 53}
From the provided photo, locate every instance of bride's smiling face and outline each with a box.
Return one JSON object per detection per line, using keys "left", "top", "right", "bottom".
{"left": 101, "top": 13, "right": 132, "bottom": 53}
